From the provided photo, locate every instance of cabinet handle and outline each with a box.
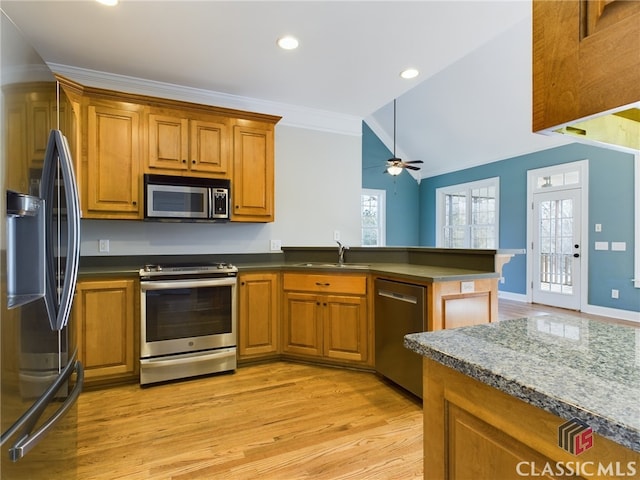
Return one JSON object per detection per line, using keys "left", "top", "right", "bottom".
{"left": 240, "top": 282, "right": 245, "bottom": 286}
{"left": 132, "top": 201, "right": 137, "bottom": 206}
{"left": 235, "top": 205, "right": 239, "bottom": 209}
{"left": 315, "top": 282, "right": 330, "bottom": 287}
{"left": 192, "top": 160, "right": 196, "bottom": 164}
{"left": 182, "top": 159, "right": 187, "bottom": 163}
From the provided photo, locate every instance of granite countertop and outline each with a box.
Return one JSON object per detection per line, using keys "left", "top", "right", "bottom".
{"left": 404, "top": 315, "right": 640, "bottom": 452}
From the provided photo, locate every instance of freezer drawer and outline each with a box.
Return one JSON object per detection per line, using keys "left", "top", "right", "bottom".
{"left": 374, "top": 279, "right": 426, "bottom": 398}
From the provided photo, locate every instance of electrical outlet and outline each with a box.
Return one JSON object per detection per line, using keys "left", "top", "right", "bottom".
{"left": 270, "top": 239, "right": 281, "bottom": 251}
{"left": 611, "top": 289, "right": 619, "bottom": 299}
{"left": 333, "top": 230, "right": 340, "bottom": 241}
{"left": 98, "top": 239, "right": 110, "bottom": 253}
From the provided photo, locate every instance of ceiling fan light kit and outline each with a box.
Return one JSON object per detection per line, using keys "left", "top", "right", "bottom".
{"left": 386, "top": 164, "right": 403, "bottom": 176}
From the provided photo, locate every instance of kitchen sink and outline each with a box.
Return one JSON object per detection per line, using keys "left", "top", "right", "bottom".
{"left": 293, "top": 262, "right": 370, "bottom": 270}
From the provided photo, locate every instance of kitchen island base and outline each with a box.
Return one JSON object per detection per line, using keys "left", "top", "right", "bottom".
{"left": 423, "top": 358, "right": 640, "bottom": 479}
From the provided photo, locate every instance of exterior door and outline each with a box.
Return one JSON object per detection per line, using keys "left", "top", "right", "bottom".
{"left": 532, "top": 188, "right": 581, "bottom": 310}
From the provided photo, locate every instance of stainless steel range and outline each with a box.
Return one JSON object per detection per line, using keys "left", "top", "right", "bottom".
{"left": 139, "top": 263, "right": 238, "bottom": 385}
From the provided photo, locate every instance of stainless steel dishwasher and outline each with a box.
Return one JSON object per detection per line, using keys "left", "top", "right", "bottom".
{"left": 375, "top": 278, "right": 426, "bottom": 398}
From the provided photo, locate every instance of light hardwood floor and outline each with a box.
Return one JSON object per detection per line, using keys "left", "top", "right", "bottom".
{"left": 74, "top": 300, "right": 632, "bottom": 479}
{"left": 76, "top": 362, "right": 423, "bottom": 480}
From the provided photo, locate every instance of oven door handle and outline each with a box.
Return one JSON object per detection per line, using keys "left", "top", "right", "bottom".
{"left": 140, "top": 277, "right": 237, "bottom": 291}
{"left": 141, "top": 348, "right": 236, "bottom": 369}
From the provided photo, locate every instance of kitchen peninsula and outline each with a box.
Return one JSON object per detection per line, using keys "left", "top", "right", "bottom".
{"left": 405, "top": 316, "right": 640, "bottom": 478}
{"left": 76, "top": 247, "right": 519, "bottom": 386}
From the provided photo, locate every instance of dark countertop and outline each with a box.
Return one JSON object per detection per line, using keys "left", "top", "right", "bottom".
{"left": 404, "top": 316, "right": 640, "bottom": 452}
{"left": 78, "top": 246, "right": 517, "bottom": 283}
{"left": 79, "top": 260, "right": 499, "bottom": 283}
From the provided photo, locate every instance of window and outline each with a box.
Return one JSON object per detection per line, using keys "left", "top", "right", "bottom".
{"left": 361, "top": 189, "right": 386, "bottom": 246}
{"left": 436, "top": 178, "right": 499, "bottom": 248}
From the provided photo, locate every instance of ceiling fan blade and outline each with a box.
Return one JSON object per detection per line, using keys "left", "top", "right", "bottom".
{"left": 405, "top": 165, "right": 421, "bottom": 171}
{"left": 403, "top": 160, "right": 424, "bottom": 164}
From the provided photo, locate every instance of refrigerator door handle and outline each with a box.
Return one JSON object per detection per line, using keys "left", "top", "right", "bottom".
{"left": 41, "top": 129, "right": 81, "bottom": 331}
{"left": 0, "top": 350, "right": 82, "bottom": 450}
{"left": 5, "top": 359, "right": 83, "bottom": 462}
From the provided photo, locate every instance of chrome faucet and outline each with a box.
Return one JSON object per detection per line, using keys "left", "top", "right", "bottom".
{"left": 337, "top": 241, "right": 349, "bottom": 265}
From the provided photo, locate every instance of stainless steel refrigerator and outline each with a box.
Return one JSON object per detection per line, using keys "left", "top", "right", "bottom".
{"left": 1, "top": 10, "right": 83, "bottom": 478}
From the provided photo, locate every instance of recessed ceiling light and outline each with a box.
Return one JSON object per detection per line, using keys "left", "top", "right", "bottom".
{"left": 96, "top": 0, "right": 118, "bottom": 5}
{"left": 400, "top": 68, "right": 419, "bottom": 79}
{"left": 277, "top": 35, "right": 299, "bottom": 50}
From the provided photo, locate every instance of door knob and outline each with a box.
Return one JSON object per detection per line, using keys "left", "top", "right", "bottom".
{"left": 573, "top": 253, "right": 580, "bottom": 258}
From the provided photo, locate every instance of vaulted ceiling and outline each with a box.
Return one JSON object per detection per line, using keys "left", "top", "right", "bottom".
{"left": 1, "top": 0, "right": 571, "bottom": 178}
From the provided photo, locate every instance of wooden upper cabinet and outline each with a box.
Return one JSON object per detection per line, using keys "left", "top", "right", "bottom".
{"left": 147, "top": 110, "right": 230, "bottom": 176}
{"left": 3, "top": 83, "right": 73, "bottom": 193}
{"left": 232, "top": 120, "right": 275, "bottom": 222}
{"left": 532, "top": 0, "right": 640, "bottom": 131}
{"left": 85, "top": 100, "right": 142, "bottom": 219}
{"left": 56, "top": 76, "right": 280, "bottom": 222}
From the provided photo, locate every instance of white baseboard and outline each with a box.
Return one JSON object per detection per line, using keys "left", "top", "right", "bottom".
{"left": 582, "top": 304, "right": 640, "bottom": 323}
{"left": 498, "top": 291, "right": 639, "bottom": 323}
{"left": 498, "top": 290, "right": 528, "bottom": 302}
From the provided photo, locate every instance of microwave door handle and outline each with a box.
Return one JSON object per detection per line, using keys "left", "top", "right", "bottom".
{"left": 8, "top": 361, "right": 84, "bottom": 462}
{"left": 208, "top": 188, "right": 213, "bottom": 218}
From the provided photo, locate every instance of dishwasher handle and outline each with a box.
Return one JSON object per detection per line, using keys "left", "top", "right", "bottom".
{"left": 377, "top": 289, "right": 418, "bottom": 304}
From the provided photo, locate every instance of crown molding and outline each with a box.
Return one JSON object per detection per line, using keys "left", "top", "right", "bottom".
{"left": 49, "top": 63, "right": 363, "bottom": 136}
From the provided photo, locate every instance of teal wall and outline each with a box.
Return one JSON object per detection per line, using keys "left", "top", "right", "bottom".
{"left": 362, "top": 124, "right": 639, "bottom": 312}
{"left": 419, "top": 143, "right": 638, "bottom": 312}
{"left": 362, "top": 122, "right": 419, "bottom": 246}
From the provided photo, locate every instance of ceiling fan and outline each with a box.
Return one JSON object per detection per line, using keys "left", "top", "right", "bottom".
{"left": 384, "top": 99, "right": 423, "bottom": 176}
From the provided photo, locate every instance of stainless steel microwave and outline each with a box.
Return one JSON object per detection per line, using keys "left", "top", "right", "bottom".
{"left": 144, "top": 174, "right": 230, "bottom": 221}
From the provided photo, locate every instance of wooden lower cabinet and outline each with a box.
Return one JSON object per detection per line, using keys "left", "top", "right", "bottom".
{"left": 237, "top": 272, "right": 280, "bottom": 361}
{"left": 423, "top": 358, "right": 640, "bottom": 479}
{"left": 73, "top": 277, "right": 139, "bottom": 386}
{"left": 282, "top": 273, "right": 370, "bottom": 366}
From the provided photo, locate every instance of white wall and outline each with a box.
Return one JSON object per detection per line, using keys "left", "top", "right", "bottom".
{"left": 80, "top": 124, "right": 362, "bottom": 256}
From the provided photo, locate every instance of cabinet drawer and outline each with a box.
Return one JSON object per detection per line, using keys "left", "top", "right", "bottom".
{"left": 283, "top": 273, "right": 366, "bottom": 295}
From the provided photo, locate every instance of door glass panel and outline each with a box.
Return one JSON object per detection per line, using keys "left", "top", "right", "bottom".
{"left": 538, "top": 198, "right": 574, "bottom": 295}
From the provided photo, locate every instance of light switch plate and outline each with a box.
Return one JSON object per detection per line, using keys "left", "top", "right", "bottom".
{"left": 611, "top": 242, "right": 626, "bottom": 251}
{"left": 594, "top": 241, "right": 608, "bottom": 251}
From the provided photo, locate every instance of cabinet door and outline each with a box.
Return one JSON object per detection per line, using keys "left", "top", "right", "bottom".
{"left": 86, "top": 102, "right": 141, "bottom": 218}
{"left": 74, "top": 278, "right": 138, "bottom": 384}
{"left": 190, "top": 119, "right": 229, "bottom": 174}
{"left": 231, "top": 123, "right": 274, "bottom": 222}
{"left": 533, "top": 0, "right": 640, "bottom": 131}
{"left": 148, "top": 113, "right": 189, "bottom": 171}
{"left": 5, "top": 100, "right": 29, "bottom": 193}
{"left": 282, "top": 292, "right": 322, "bottom": 357}
{"left": 238, "top": 272, "right": 279, "bottom": 358}
{"left": 323, "top": 294, "right": 368, "bottom": 363}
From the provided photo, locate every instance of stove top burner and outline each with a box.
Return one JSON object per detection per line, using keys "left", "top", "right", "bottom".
{"left": 139, "top": 262, "right": 238, "bottom": 278}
